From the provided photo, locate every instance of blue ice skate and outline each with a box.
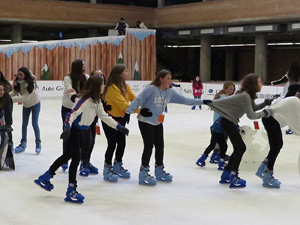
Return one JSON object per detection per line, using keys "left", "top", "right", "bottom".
{"left": 155, "top": 165, "right": 173, "bottom": 182}
{"left": 285, "top": 129, "right": 293, "bottom": 135}
{"left": 14, "top": 141, "right": 27, "bottom": 153}
{"left": 103, "top": 164, "right": 118, "bottom": 182}
{"left": 35, "top": 142, "right": 41, "bottom": 155}
{"left": 61, "top": 163, "right": 68, "bottom": 171}
{"left": 196, "top": 154, "right": 207, "bottom": 167}
{"left": 255, "top": 161, "right": 267, "bottom": 179}
{"left": 262, "top": 171, "right": 281, "bottom": 189}
{"left": 219, "top": 170, "right": 230, "bottom": 184}
{"left": 139, "top": 166, "right": 157, "bottom": 186}
{"left": 209, "top": 149, "right": 220, "bottom": 163}
{"left": 34, "top": 170, "right": 54, "bottom": 191}
{"left": 229, "top": 171, "right": 246, "bottom": 188}
{"left": 64, "top": 183, "right": 85, "bottom": 203}
{"left": 88, "top": 163, "right": 99, "bottom": 175}
{"left": 218, "top": 158, "right": 225, "bottom": 171}
{"left": 79, "top": 163, "right": 90, "bottom": 177}
{"left": 113, "top": 161, "right": 130, "bottom": 178}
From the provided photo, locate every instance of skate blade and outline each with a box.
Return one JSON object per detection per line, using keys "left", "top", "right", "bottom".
{"left": 262, "top": 183, "right": 280, "bottom": 189}
{"left": 229, "top": 184, "right": 246, "bottom": 189}
{"left": 64, "top": 197, "right": 84, "bottom": 204}
{"left": 34, "top": 180, "right": 53, "bottom": 192}
{"left": 139, "top": 180, "right": 156, "bottom": 186}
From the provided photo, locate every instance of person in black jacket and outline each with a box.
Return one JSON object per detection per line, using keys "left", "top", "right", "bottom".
{"left": 114, "top": 18, "right": 129, "bottom": 35}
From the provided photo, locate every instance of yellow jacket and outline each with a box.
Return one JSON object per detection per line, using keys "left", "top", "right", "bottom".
{"left": 104, "top": 84, "right": 139, "bottom": 117}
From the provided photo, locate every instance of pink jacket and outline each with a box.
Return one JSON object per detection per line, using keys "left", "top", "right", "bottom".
{"left": 192, "top": 82, "right": 203, "bottom": 97}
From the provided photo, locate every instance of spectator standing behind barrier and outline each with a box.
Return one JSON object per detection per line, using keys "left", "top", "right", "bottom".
{"left": 136, "top": 21, "right": 147, "bottom": 29}
{"left": 191, "top": 76, "right": 203, "bottom": 110}
{"left": 115, "top": 18, "right": 129, "bottom": 35}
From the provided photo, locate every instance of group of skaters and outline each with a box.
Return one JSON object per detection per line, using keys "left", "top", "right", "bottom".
{"left": 0, "top": 59, "right": 299, "bottom": 204}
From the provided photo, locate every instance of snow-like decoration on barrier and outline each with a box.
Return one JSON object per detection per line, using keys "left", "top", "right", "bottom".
{"left": 126, "top": 28, "right": 156, "bottom": 41}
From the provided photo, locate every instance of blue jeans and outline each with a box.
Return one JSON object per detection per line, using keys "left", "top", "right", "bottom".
{"left": 21, "top": 102, "right": 41, "bottom": 144}
{"left": 192, "top": 96, "right": 201, "bottom": 109}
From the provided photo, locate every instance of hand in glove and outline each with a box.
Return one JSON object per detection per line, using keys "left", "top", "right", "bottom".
{"left": 263, "top": 108, "right": 273, "bottom": 118}
{"left": 121, "top": 113, "right": 130, "bottom": 125}
{"left": 70, "top": 94, "right": 78, "bottom": 103}
{"left": 60, "top": 127, "right": 71, "bottom": 141}
{"left": 140, "top": 108, "right": 152, "bottom": 117}
{"left": 203, "top": 100, "right": 212, "bottom": 105}
{"left": 102, "top": 100, "right": 112, "bottom": 112}
{"left": 116, "top": 124, "right": 129, "bottom": 136}
{"left": 4, "top": 125, "right": 13, "bottom": 133}
{"left": 264, "top": 99, "right": 274, "bottom": 106}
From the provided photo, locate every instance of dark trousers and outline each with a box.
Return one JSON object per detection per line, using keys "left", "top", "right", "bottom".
{"left": 61, "top": 106, "right": 71, "bottom": 155}
{"left": 221, "top": 117, "right": 246, "bottom": 172}
{"left": 102, "top": 117, "right": 126, "bottom": 165}
{"left": 49, "top": 127, "right": 91, "bottom": 184}
{"left": 262, "top": 116, "right": 283, "bottom": 171}
{"left": 204, "top": 131, "right": 228, "bottom": 159}
{"left": 138, "top": 121, "right": 164, "bottom": 167}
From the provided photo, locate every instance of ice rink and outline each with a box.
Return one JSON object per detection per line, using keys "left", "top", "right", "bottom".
{"left": 2, "top": 98, "right": 300, "bottom": 225}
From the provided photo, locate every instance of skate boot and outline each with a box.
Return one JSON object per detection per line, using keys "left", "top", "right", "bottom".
{"left": 155, "top": 164, "right": 173, "bottom": 182}
{"left": 61, "top": 163, "right": 68, "bottom": 171}
{"left": 255, "top": 159, "right": 268, "bottom": 179}
{"left": 113, "top": 160, "right": 130, "bottom": 178}
{"left": 262, "top": 170, "right": 281, "bottom": 189}
{"left": 196, "top": 154, "right": 207, "bottom": 167}
{"left": 219, "top": 170, "right": 230, "bottom": 184}
{"left": 218, "top": 158, "right": 225, "bottom": 171}
{"left": 103, "top": 164, "right": 118, "bottom": 182}
{"left": 14, "top": 140, "right": 27, "bottom": 153}
{"left": 229, "top": 171, "right": 246, "bottom": 188}
{"left": 191, "top": 106, "right": 196, "bottom": 110}
{"left": 225, "top": 154, "right": 230, "bottom": 162}
{"left": 79, "top": 163, "right": 90, "bottom": 177}
{"left": 87, "top": 163, "right": 99, "bottom": 175}
{"left": 64, "top": 183, "right": 85, "bottom": 203}
{"left": 209, "top": 149, "right": 220, "bottom": 163}
{"left": 139, "top": 166, "right": 157, "bottom": 186}
{"left": 34, "top": 170, "right": 54, "bottom": 191}
{"left": 35, "top": 142, "right": 41, "bottom": 155}
{"left": 285, "top": 129, "right": 293, "bottom": 135}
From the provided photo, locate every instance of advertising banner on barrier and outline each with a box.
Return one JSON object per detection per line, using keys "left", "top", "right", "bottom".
{"left": 34, "top": 81, "right": 284, "bottom": 101}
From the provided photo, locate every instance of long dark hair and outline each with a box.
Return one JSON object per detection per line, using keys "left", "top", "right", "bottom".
{"left": 214, "top": 81, "right": 235, "bottom": 100}
{"left": 79, "top": 75, "right": 103, "bottom": 104}
{"left": 236, "top": 73, "right": 260, "bottom": 99}
{"left": 0, "top": 83, "right": 10, "bottom": 109}
{"left": 0, "top": 71, "right": 12, "bottom": 92}
{"left": 151, "top": 69, "right": 171, "bottom": 87}
{"left": 103, "top": 64, "right": 127, "bottom": 99}
{"left": 193, "top": 76, "right": 202, "bottom": 86}
{"left": 14, "top": 67, "right": 35, "bottom": 94}
{"left": 287, "top": 61, "right": 300, "bottom": 83}
{"left": 69, "top": 59, "right": 86, "bottom": 92}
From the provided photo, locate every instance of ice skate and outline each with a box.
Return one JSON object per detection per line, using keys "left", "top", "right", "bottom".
{"left": 196, "top": 154, "right": 207, "bottom": 167}
{"left": 34, "top": 170, "right": 54, "bottom": 191}
{"left": 229, "top": 171, "right": 246, "bottom": 188}
{"left": 191, "top": 106, "right": 196, "bottom": 110}
{"left": 64, "top": 183, "right": 85, "bottom": 203}
{"left": 209, "top": 149, "right": 220, "bottom": 163}
{"left": 61, "top": 163, "right": 68, "bottom": 171}
{"left": 103, "top": 164, "right": 118, "bottom": 182}
{"left": 155, "top": 165, "right": 173, "bottom": 182}
{"left": 262, "top": 170, "right": 281, "bottom": 189}
{"left": 256, "top": 161, "right": 267, "bottom": 179}
{"left": 218, "top": 158, "right": 225, "bottom": 171}
{"left": 219, "top": 170, "right": 230, "bottom": 184}
{"left": 285, "top": 129, "right": 293, "bottom": 135}
{"left": 87, "top": 163, "right": 98, "bottom": 175}
{"left": 113, "top": 160, "right": 130, "bottom": 178}
{"left": 0, "top": 134, "right": 9, "bottom": 170}
{"left": 35, "top": 142, "right": 41, "bottom": 155}
{"left": 139, "top": 166, "right": 157, "bottom": 186}
{"left": 79, "top": 163, "right": 90, "bottom": 177}
{"left": 14, "top": 141, "right": 27, "bottom": 153}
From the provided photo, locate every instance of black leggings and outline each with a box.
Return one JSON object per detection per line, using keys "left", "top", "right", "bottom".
{"left": 49, "top": 127, "right": 91, "bottom": 184}
{"left": 221, "top": 117, "right": 246, "bottom": 172}
{"left": 262, "top": 116, "right": 283, "bottom": 171}
{"left": 204, "top": 131, "right": 228, "bottom": 159}
{"left": 102, "top": 118, "right": 126, "bottom": 165}
{"left": 138, "top": 121, "right": 164, "bottom": 167}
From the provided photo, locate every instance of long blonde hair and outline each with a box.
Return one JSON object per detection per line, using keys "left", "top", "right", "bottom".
{"left": 214, "top": 81, "right": 235, "bottom": 100}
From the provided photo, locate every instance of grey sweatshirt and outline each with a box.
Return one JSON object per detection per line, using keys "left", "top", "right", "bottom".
{"left": 208, "top": 91, "right": 267, "bottom": 125}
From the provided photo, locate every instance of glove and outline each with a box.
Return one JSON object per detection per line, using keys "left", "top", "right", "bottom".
{"left": 116, "top": 124, "right": 129, "bottom": 136}
{"left": 4, "top": 125, "right": 13, "bottom": 133}
{"left": 264, "top": 99, "right": 273, "bottom": 106}
{"left": 121, "top": 113, "right": 130, "bottom": 125}
{"left": 263, "top": 108, "right": 273, "bottom": 118}
{"left": 140, "top": 108, "right": 152, "bottom": 117}
{"left": 102, "top": 100, "right": 112, "bottom": 112}
{"left": 203, "top": 100, "right": 212, "bottom": 105}
{"left": 198, "top": 90, "right": 201, "bottom": 93}
{"left": 60, "top": 127, "right": 71, "bottom": 141}
{"left": 70, "top": 94, "right": 78, "bottom": 103}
